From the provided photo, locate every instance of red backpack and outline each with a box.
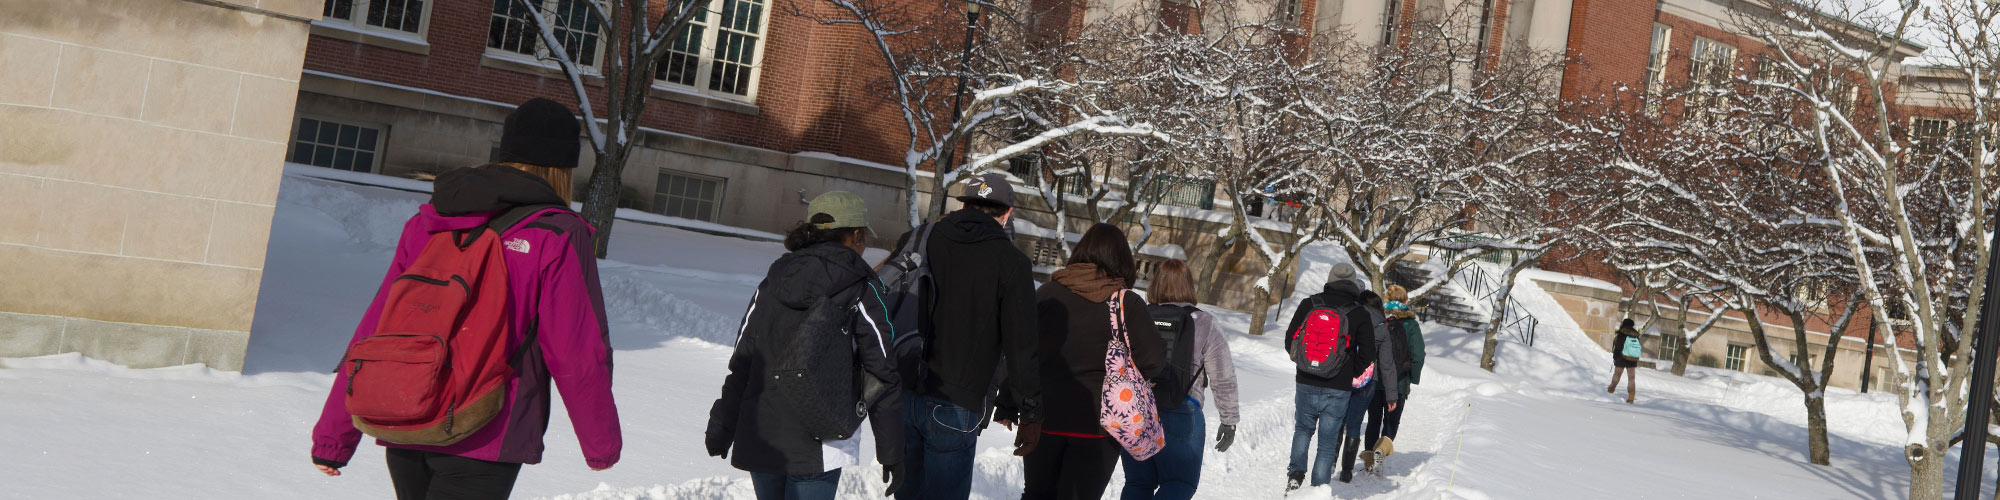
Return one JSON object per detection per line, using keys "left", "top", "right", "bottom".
{"left": 1291, "top": 300, "right": 1361, "bottom": 379}
{"left": 339, "top": 206, "right": 555, "bottom": 446}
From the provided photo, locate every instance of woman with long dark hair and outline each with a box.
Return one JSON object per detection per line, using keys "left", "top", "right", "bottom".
{"left": 1010, "top": 223, "right": 1165, "bottom": 500}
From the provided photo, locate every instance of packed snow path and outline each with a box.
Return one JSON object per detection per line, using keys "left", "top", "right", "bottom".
{"left": 0, "top": 169, "right": 1993, "bottom": 499}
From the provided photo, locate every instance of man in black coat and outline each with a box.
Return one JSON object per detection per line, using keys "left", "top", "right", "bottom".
{"left": 1279, "top": 263, "right": 1398, "bottom": 490}
{"left": 895, "top": 173, "right": 1043, "bottom": 500}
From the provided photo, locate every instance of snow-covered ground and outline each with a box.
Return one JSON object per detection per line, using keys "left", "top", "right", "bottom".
{"left": 1, "top": 170, "right": 1994, "bottom": 499}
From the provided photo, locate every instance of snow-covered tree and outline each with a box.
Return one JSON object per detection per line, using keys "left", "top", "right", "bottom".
{"left": 1723, "top": 0, "right": 1998, "bottom": 487}
{"left": 789, "top": 0, "right": 1169, "bottom": 229}
{"left": 501, "top": 0, "right": 709, "bottom": 256}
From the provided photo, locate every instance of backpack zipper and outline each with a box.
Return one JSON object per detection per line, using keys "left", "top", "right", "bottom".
{"left": 347, "top": 360, "right": 362, "bottom": 395}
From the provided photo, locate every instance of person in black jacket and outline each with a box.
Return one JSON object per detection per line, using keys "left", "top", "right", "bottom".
{"left": 1609, "top": 318, "right": 1640, "bottom": 404}
{"left": 1281, "top": 263, "right": 1398, "bottom": 491}
{"left": 897, "top": 173, "right": 1043, "bottom": 500}
{"left": 1013, "top": 223, "right": 1165, "bottom": 500}
{"left": 705, "top": 192, "right": 902, "bottom": 500}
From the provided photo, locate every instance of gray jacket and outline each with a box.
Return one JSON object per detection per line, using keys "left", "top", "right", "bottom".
{"left": 1163, "top": 302, "right": 1241, "bottom": 426}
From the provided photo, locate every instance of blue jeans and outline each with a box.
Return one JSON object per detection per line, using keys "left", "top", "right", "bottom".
{"left": 896, "top": 392, "right": 980, "bottom": 500}
{"left": 1120, "top": 397, "right": 1205, "bottom": 500}
{"left": 750, "top": 470, "right": 841, "bottom": 500}
{"left": 1344, "top": 380, "right": 1377, "bottom": 437}
{"left": 1289, "top": 383, "right": 1352, "bottom": 486}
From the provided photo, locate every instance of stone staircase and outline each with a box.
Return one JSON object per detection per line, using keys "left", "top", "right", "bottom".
{"left": 1386, "top": 259, "right": 1489, "bottom": 331}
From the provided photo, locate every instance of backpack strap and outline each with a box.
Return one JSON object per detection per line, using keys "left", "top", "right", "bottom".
{"left": 488, "top": 204, "right": 572, "bottom": 235}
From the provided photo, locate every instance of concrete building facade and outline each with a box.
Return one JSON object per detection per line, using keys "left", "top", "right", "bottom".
{"left": 0, "top": 0, "right": 315, "bottom": 370}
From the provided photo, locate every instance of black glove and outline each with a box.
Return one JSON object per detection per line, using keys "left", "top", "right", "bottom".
{"left": 1215, "top": 424, "right": 1236, "bottom": 452}
{"left": 883, "top": 463, "right": 904, "bottom": 497}
{"left": 1014, "top": 420, "right": 1043, "bottom": 457}
{"left": 705, "top": 434, "right": 731, "bottom": 459}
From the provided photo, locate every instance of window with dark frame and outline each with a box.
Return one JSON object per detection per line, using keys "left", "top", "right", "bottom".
{"left": 1726, "top": 343, "right": 1748, "bottom": 371}
{"left": 1686, "top": 36, "right": 1737, "bottom": 124}
{"left": 290, "top": 118, "right": 383, "bottom": 173}
{"left": 655, "top": 0, "right": 771, "bottom": 98}
{"left": 1659, "top": 334, "right": 1682, "bottom": 363}
{"left": 654, "top": 169, "right": 725, "bottom": 222}
{"left": 487, "top": 0, "right": 603, "bottom": 67}
{"left": 322, "top": 0, "right": 427, "bottom": 35}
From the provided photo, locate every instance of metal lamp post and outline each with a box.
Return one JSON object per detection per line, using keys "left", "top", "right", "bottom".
{"left": 1955, "top": 224, "right": 2000, "bottom": 499}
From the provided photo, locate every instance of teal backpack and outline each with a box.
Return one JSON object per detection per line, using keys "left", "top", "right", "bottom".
{"left": 1620, "top": 336, "right": 1642, "bottom": 359}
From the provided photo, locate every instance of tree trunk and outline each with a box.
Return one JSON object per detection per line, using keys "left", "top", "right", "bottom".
{"left": 1910, "top": 443, "right": 1946, "bottom": 500}
{"left": 579, "top": 148, "right": 629, "bottom": 259}
{"left": 1805, "top": 394, "right": 1830, "bottom": 466}
{"left": 1671, "top": 348, "right": 1691, "bottom": 376}
{"left": 1253, "top": 250, "right": 1305, "bottom": 336}
{"left": 1199, "top": 210, "right": 1249, "bottom": 304}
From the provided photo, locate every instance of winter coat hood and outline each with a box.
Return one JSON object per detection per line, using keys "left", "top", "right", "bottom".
{"left": 431, "top": 164, "right": 568, "bottom": 216}
{"left": 764, "top": 242, "right": 874, "bottom": 310}
{"left": 1051, "top": 263, "right": 1126, "bottom": 303}
{"left": 1319, "top": 280, "right": 1364, "bottom": 302}
{"left": 937, "top": 207, "right": 1012, "bottom": 245}
{"left": 1387, "top": 308, "right": 1417, "bottom": 320}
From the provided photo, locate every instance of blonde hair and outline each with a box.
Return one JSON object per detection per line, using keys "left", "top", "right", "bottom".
{"left": 502, "top": 162, "right": 573, "bottom": 204}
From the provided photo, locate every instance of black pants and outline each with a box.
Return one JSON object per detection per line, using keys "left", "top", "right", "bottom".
{"left": 1363, "top": 393, "right": 1405, "bottom": 446}
{"left": 1022, "top": 434, "right": 1120, "bottom": 500}
{"left": 385, "top": 448, "right": 524, "bottom": 500}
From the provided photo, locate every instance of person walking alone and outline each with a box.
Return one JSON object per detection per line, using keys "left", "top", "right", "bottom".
{"left": 1609, "top": 319, "right": 1640, "bottom": 404}
{"left": 1118, "top": 259, "right": 1240, "bottom": 500}
{"left": 310, "top": 98, "right": 621, "bottom": 500}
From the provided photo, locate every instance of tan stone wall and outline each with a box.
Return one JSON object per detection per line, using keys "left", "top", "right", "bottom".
{"left": 1534, "top": 278, "right": 1916, "bottom": 392}
{"left": 0, "top": 0, "right": 311, "bottom": 370}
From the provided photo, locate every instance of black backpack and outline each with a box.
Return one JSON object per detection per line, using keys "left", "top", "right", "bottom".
{"left": 1146, "top": 304, "right": 1203, "bottom": 411}
{"left": 1388, "top": 317, "right": 1417, "bottom": 375}
{"left": 762, "top": 273, "right": 892, "bottom": 441}
{"left": 877, "top": 224, "right": 938, "bottom": 387}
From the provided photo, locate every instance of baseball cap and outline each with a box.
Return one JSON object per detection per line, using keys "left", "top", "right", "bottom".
{"left": 956, "top": 172, "right": 1017, "bottom": 208}
{"left": 807, "top": 191, "right": 873, "bottom": 236}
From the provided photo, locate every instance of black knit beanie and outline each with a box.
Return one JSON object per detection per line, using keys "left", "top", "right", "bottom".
{"left": 497, "top": 98, "right": 582, "bottom": 169}
{"left": 1621, "top": 318, "right": 1636, "bottom": 330}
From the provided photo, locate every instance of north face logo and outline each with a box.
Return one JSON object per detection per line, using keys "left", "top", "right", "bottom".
{"left": 505, "top": 238, "right": 531, "bottom": 253}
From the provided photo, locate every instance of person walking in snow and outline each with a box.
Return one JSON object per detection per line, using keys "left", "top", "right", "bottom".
{"left": 1011, "top": 223, "right": 1166, "bottom": 500}
{"left": 1118, "top": 258, "right": 1241, "bottom": 500}
{"left": 1333, "top": 291, "right": 1394, "bottom": 484}
{"left": 897, "top": 173, "right": 1044, "bottom": 500}
{"left": 1609, "top": 318, "right": 1640, "bottom": 403}
{"left": 310, "top": 98, "right": 622, "bottom": 499}
{"left": 1282, "top": 263, "right": 1399, "bottom": 492}
{"left": 1360, "top": 285, "right": 1425, "bottom": 474}
{"left": 704, "top": 191, "right": 904, "bottom": 500}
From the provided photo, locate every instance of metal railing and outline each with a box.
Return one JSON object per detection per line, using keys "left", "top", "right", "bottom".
{"left": 1452, "top": 263, "right": 1539, "bottom": 346}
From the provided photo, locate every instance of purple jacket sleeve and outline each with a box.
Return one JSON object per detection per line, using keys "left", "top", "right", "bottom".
{"left": 536, "top": 225, "right": 623, "bottom": 469}
{"left": 310, "top": 217, "right": 422, "bottom": 467}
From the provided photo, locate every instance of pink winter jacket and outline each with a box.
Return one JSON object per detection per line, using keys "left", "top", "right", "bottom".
{"left": 310, "top": 204, "right": 622, "bottom": 469}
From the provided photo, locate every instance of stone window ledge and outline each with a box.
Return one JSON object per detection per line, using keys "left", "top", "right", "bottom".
{"left": 480, "top": 52, "right": 607, "bottom": 87}
{"left": 310, "top": 21, "right": 430, "bottom": 56}
{"left": 649, "top": 85, "right": 761, "bottom": 116}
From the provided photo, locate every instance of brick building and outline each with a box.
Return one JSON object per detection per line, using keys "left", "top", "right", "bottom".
{"left": 292, "top": 0, "right": 919, "bottom": 243}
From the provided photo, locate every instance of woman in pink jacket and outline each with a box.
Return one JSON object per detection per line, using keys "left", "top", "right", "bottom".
{"left": 310, "top": 98, "right": 621, "bottom": 499}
